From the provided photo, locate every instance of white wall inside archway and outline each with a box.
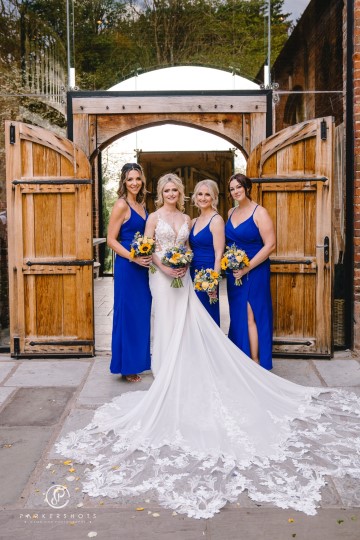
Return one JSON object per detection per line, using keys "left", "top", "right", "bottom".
{"left": 104, "top": 66, "right": 258, "bottom": 188}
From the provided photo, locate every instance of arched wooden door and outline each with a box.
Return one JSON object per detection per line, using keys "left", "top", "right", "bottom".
{"left": 247, "top": 117, "right": 333, "bottom": 357}
{"left": 5, "top": 122, "right": 94, "bottom": 357}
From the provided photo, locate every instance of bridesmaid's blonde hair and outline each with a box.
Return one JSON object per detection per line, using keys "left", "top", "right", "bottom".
{"left": 192, "top": 179, "right": 219, "bottom": 211}
{"left": 155, "top": 173, "right": 186, "bottom": 212}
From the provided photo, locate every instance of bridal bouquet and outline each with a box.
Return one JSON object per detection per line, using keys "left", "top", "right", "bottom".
{"left": 129, "top": 232, "right": 156, "bottom": 273}
{"left": 194, "top": 268, "right": 222, "bottom": 304}
{"left": 161, "top": 245, "right": 193, "bottom": 288}
{"left": 221, "top": 243, "right": 250, "bottom": 285}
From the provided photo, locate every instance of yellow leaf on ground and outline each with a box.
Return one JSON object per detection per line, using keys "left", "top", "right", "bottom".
{"left": 136, "top": 507, "right": 144, "bottom": 511}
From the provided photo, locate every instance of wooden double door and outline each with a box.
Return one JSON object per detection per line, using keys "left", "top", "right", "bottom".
{"left": 5, "top": 122, "right": 94, "bottom": 357}
{"left": 6, "top": 117, "right": 333, "bottom": 357}
{"left": 247, "top": 117, "right": 333, "bottom": 356}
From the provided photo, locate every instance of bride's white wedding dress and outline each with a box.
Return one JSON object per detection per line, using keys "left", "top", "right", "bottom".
{"left": 56, "top": 218, "right": 360, "bottom": 519}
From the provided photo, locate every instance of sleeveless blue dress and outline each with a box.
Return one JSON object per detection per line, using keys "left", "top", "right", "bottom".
{"left": 189, "top": 215, "right": 220, "bottom": 325}
{"left": 225, "top": 206, "right": 273, "bottom": 370}
{"left": 110, "top": 205, "right": 151, "bottom": 375}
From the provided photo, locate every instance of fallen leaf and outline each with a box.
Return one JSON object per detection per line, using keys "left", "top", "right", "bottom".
{"left": 46, "top": 463, "right": 53, "bottom": 469}
{"left": 88, "top": 532, "right": 97, "bottom": 538}
{"left": 351, "top": 516, "right": 357, "bottom": 521}
{"left": 337, "top": 519, "right": 344, "bottom": 525}
{"left": 147, "top": 511, "right": 152, "bottom": 515}
{"left": 152, "top": 513, "right": 160, "bottom": 517}
{"left": 77, "top": 503, "right": 84, "bottom": 508}
{"left": 2, "top": 444, "right": 12, "bottom": 448}
{"left": 145, "top": 499, "right": 150, "bottom": 503}
{"left": 75, "top": 487, "right": 80, "bottom": 491}
{"left": 136, "top": 507, "right": 144, "bottom": 511}
{"left": 172, "top": 511, "right": 177, "bottom": 516}
{"left": 35, "top": 489, "right": 40, "bottom": 493}
{"left": 69, "top": 521, "right": 75, "bottom": 526}
{"left": 292, "top": 535, "right": 296, "bottom": 538}
{"left": 68, "top": 467, "right": 76, "bottom": 473}
{"left": 63, "top": 460, "right": 72, "bottom": 465}
{"left": 111, "top": 466, "right": 120, "bottom": 470}
{"left": 288, "top": 518, "right": 294, "bottom": 523}
{"left": 99, "top": 501, "right": 104, "bottom": 506}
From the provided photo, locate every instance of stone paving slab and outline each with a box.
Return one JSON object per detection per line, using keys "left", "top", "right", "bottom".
{"left": 77, "top": 357, "right": 153, "bottom": 407}
{"left": 272, "top": 359, "right": 323, "bottom": 386}
{"left": 0, "top": 387, "right": 75, "bottom": 427}
{"left": 313, "top": 359, "right": 360, "bottom": 387}
{"left": 0, "top": 507, "right": 359, "bottom": 540}
{"left": 332, "top": 476, "right": 360, "bottom": 507}
{"left": 0, "top": 361, "right": 16, "bottom": 383}
{"left": 0, "top": 426, "right": 52, "bottom": 505}
{"left": 48, "top": 409, "right": 95, "bottom": 459}
{"left": 0, "top": 386, "right": 16, "bottom": 406}
{"left": 4, "top": 361, "right": 90, "bottom": 387}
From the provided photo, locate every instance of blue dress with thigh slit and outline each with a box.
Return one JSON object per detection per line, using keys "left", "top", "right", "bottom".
{"left": 110, "top": 205, "right": 151, "bottom": 375}
{"left": 225, "top": 206, "right": 273, "bottom": 369}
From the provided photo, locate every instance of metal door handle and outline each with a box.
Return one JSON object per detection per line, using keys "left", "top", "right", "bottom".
{"left": 316, "top": 236, "right": 329, "bottom": 263}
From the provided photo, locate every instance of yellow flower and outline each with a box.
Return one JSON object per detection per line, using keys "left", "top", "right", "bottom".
{"left": 130, "top": 248, "right": 136, "bottom": 259}
{"left": 195, "top": 282, "right": 202, "bottom": 290}
{"left": 202, "top": 282, "right": 209, "bottom": 290}
{"left": 170, "top": 253, "right": 181, "bottom": 263}
{"left": 221, "top": 257, "right": 228, "bottom": 270}
{"left": 139, "top": 243, "right": 151, "bottom": 254}
{"left": 211, "top": 271, "right": 219, "bottom": 279}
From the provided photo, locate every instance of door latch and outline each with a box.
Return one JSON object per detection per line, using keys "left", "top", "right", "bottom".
{"left": 316, "top": 236, "right": 329, "bottom": 263}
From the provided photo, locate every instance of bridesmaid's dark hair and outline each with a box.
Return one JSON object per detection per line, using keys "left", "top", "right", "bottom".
{"left": 117, "top": 162, "right": 147, "bottom": 204}
{"left": 227, "top": 173, "right": 252, "bottom": 203}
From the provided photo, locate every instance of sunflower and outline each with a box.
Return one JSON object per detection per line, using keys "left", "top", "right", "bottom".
{"left": 139, "top": 243, "right": 151, "bottom": 254}
{"left": 220, "top": 256, "right": 228, "bottom": 270}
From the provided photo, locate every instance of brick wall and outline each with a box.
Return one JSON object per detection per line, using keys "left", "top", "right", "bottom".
{"left": 353, "top": 0, "right": 360, "bottom": 348}
{"left": 272, "top": 0, "right": 343, "bottom": 131}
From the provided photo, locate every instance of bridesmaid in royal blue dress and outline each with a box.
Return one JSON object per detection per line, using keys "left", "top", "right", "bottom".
{"left": 225, "top": 173, "right": 276, "bottom": 370}
{"left": 189, "top": 180, "right": 225, "bottom": 325}
{"left": 107, "top": 163, "right": 152, "bottom": 382}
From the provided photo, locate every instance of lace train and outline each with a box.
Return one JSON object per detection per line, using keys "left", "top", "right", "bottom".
{"left": 57, "top": 220, "right": 360, "bottom": 518}
{"left": 56, "top": 275, "right": 360, "bottom": 518}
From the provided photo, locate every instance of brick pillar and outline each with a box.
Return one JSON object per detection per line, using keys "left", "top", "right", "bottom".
{"left": 353, "top": 1, "right": 360, "bottom": 348}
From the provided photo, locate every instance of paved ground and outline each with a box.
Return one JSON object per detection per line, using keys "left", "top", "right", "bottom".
{"left": 0, "top": 277, "right": 360, "bottom": 539}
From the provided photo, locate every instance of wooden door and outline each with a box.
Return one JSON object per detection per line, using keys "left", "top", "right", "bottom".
{"left": 5, "top": 122, "right": 94, "bottom": 357}
{"left": 247, "top": 117, "right": 333, "bottom": 356}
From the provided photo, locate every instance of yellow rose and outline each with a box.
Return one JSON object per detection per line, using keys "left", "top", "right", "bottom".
{"left": 202, "top": 282, "right": 209, "bottom": 290}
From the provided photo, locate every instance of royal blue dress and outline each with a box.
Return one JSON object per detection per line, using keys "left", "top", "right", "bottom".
{"left": 189, "top": 215, "right": 220, "bottom": 325}
{"left": 110, "top": 204, "right": 151, "bottom": 375}
{"left": 225, "top": 206, "right": 273, "bottom": 370}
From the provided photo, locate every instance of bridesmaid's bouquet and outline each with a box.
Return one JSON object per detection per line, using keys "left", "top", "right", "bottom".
{"left": 161, "top": 245, "right": 193, "bottom": 288}
{"left": 221, "top": 243, "right": 250, "bottom": 285}
{"left": 194, "top": 268, "right": 222, "bottom": 304}
{"left": 129, "top": 232, "right": 156, "bottom": 273}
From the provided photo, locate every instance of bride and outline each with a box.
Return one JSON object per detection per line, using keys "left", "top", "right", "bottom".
{"left": 56, "top": 173, "right": 360, "bottom": 519}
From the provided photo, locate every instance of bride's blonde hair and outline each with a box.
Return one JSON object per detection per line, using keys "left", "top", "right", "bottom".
{"left": 155, "top": 173, "right": 186, "bottom": 212}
